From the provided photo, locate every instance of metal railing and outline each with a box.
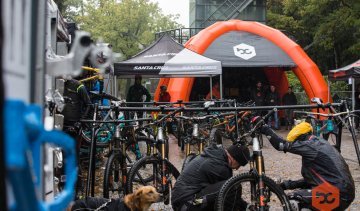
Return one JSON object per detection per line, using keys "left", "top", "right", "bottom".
{"left": 155, "top": 28, "right": 204, "bottom": 44}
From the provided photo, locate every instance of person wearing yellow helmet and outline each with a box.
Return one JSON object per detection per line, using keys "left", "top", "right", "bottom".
{"left": 260, "top": 121, "right": 354, "bottom": 210}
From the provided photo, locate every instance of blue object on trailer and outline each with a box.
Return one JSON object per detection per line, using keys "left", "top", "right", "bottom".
{"left": 5, "top": 100, "right": 77, "bottom": 211}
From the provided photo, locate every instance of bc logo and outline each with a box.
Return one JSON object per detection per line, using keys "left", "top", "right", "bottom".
{"left": 233, "top": 43, "right": 256, "bottom": 60}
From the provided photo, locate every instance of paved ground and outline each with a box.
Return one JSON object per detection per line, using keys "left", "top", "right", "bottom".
{"left": 167, "top": 129, "right": 360, "bottom": 211}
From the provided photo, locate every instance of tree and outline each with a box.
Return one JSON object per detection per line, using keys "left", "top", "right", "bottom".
{"left": 76, "top": 0, "right": 182, "bottom": 59}
{"left": 267, "top": 0, "right": 360, "bottom": 72}
{"left": 54, "top": 0, "right": 84, "bottom": 22}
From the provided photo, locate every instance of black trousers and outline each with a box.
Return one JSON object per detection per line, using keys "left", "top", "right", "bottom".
{"left": 291, "top": 189, "right": 353, "bottom": 211}
{"left": 175, "top": 180, "right": 247, "bottom": 211}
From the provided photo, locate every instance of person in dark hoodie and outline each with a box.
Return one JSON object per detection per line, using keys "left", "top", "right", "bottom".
{"left": 265, "top": 85, "right": 280, "bottom": 130}
{"left": 282, "top": 86, "right": 297, "bottom": 130}
{"left": 172, "top": 144, "right": 250, "bottom": 211}
{"left": 260, "top": 121, "right": 355, "bottom": 210}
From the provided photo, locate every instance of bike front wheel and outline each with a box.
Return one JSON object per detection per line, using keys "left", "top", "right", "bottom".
{"left": 346, "top": 114, "right": 360, "bottom": 165}
{"left": 216, "top": 173, "right": 291, "bottom": 211}
{"left": 103, "top": 152, "right": 123, "bottom": 198}
{"left": 126, "top": 156, "right": 180, "bottom": 205}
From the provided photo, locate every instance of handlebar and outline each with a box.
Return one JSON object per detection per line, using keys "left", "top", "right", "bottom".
{"left": 238, "top": 108, "right": 277, "bottom": 140}
{"left": 174, "top": 112, "right": 236, "bottom": 121}
{"left": 294, "top": 109, "right": 360, "bottom": 117}
{"left": 79, "top": 117, "right": 152, "bottom": 124}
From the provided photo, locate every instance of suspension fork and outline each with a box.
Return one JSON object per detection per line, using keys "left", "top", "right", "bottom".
{"left": 252, "top": 136, "right": 267, "bottom": 210}
{"left": 255, "top": 151, "right": 267, "bottom": 210}
{"left": 185, "top": 141, "right": 190, "bottom": 156}
{"left": 157, "top": 127, "right": 167, "bottom": 192}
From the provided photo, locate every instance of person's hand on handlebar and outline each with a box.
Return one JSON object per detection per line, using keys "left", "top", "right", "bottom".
{"left": 250, "top": 116, "right": 273, "bottom": 135}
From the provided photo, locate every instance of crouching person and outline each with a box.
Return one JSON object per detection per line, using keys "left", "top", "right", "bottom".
{"left": 260, "top": 121, "right": 355, "bottom": 210}
{"left": 172, "top": 144, "right": 250, "bottom": 211}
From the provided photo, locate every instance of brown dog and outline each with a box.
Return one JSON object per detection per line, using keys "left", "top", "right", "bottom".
{"left": 69, "top": 186, "right": 160, "bottom": 211}
{"left": 124, "top": 186, "right": 160, "bottom": 211}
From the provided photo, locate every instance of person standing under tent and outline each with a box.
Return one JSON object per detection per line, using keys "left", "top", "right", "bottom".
{"left": 282, "top": 86, "right": 297, "bottom": 130}
{"left": 265, "top": 85, "right": 280, "bottom": 130}
{"left": 159, "top": 85, "right": 171, "bottom": 102}
{"left": 206, "top": 81, "right": 221, "bottom": 100}
{"left": 252, "top": 81, "right": 265, "bottom": 106}
{"left": 126, "top": 75, "right": 151, "bottom": 118}
{"left": 126, "top": 75, "right": 151, "bottom": 160}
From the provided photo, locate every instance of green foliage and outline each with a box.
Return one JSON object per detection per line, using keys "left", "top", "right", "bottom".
{"left": 286, "top": 72, "right": 302, "bottom": 92}
{"left": 54, "top": 0, "right": 83, "bottom": 22}
{"left": 267, "top": 0, "right": 360, "bottom": 72}
{"left": 75, "top": 0, "right": 182, "bottom": 59}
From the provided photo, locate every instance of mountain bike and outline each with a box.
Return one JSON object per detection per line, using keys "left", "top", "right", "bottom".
{"left": 102, "top": 117, "right": 153, "bottom": 198}
{"left": 216, "top": 108, "right": 292, "bottom": 211}
{"left": 126, "top": 107, "right": 183, "bottom": 206}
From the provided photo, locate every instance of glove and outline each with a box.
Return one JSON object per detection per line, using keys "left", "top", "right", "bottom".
{"left": 280, "top": 180, "right": 292, "bottom": 190}
{"left": 260, "top": 124, "right": 271, "bottom": 135}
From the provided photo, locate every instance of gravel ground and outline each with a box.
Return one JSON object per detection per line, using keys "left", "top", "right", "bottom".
{"left": 83, "top": 129, "right": 360, "bottom": 210}
{"left": 167, "top": 129, "right": 360, "bottom": 211}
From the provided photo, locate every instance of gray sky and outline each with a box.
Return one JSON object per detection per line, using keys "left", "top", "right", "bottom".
{"left": 151, "top": 0, "right": 189, "bottom": 27}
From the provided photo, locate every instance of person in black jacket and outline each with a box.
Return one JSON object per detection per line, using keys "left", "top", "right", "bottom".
{"left": 126, "top": 75, "right": 151, "bottom": 119}
{"left": 260, "top": 121, "right": 355, "bottom": 210}
{"left": 61, "top": 78, "right": 92, "bottom": 126}
{"left": 172, "top": 144, "right": 250, "bottom": 211}
{"left": 60, "top": 78, "right": 92, "bottom": 197}
{"left": 252, "top": 81, "right": 265, "bottom": 107}
{"left": 282, "top": 86, "right": 297, "bottom": 130}
{"left": 265, "top": 85, "right": 280, "bottom": 129}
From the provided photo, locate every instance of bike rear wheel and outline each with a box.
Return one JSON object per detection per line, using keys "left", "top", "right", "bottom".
{"left": 216, "top": 173, "right": 291, "bottom": 211}
{"left": 346, "top": 115, "right": 360, "bottom": 165}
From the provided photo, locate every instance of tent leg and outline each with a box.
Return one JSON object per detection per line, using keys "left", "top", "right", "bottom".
{"left": 210, "top": 77, "right": 213, "bottom": 100}
{"left": 114, "top": 76, "right": 117, "bottom": 98}
{"left": 352, "top": 78, "right": 355, "bottom": 111}
{"left": 220, "top": 74, "right": 223, "bottom": 99}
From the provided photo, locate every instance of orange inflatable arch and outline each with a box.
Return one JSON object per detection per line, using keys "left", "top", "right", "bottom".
{"left": 154, "top": 20, "right": 329, "bottom": 103}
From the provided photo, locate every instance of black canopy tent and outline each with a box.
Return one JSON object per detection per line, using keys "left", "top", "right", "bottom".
{"left": 114, "top": 33, "right": 223, "bottom": 99}
{"left": 329, "top": 59, "right": 360, "bottom": 109}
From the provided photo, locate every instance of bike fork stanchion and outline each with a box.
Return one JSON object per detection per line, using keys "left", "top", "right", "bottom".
{"left": 86, "top": 103, "right": 98, "bottom": 197}
{"left": 234, "top": 100, "right": 240, "bottom": 139}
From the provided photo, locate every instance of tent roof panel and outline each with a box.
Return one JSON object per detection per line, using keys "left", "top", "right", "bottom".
{"left": 203, "top": 31, "right": 296, "bottom": 67}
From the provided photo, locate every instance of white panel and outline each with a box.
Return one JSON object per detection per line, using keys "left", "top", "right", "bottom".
{"left": 2, "top": 0, "right": 32, "bottom": 102}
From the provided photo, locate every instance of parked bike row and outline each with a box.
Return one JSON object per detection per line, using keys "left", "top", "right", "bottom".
{"left": 56, "top": 98, "right": 359, "bottom": 210}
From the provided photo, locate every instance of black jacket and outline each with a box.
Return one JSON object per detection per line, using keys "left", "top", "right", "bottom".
{"left": 61, "top": 79, "right": 91, "bottom": 124}
{"left": 262, "top": 126, "right": 355, "bottom": 202}
{"left": 265, "top": 91, "right": 280, "bottom": 106}
{"left": 126, "top": 84, "right": 151, "bottom": 105}
{"left": 71, "top": 197, "right": 130, "bottom": 211}
{"left": 252, "top": 88, "right": 265, "bottom": 106}
{"left": 282, "top": 92, "right": 297, "bottom": 105}
{"left": 172, "top": 145, "right": 232, "bottom": 208}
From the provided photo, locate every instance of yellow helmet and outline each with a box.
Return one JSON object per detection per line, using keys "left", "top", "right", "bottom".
{"left": 287, "top": 122, "right": 313, "bottom": 142}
